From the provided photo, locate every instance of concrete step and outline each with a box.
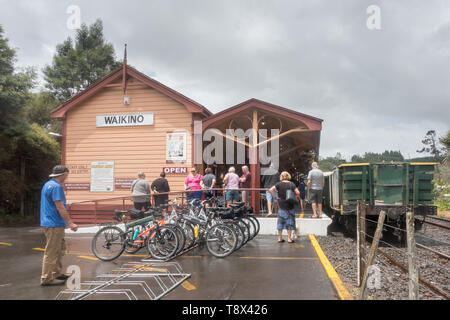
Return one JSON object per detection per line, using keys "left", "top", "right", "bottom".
{"left": 67, "top": 216, "right": 333, "bottom": 237}
{"left": 257, "top": 216, "right": 332, "bottom": 236}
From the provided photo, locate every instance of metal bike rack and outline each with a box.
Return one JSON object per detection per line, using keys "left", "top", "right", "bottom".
{"left": 55, "top": 260, "right": 191, "bottom": 300}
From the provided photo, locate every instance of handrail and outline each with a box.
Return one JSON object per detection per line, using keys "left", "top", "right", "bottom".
{"left": 68, "top": 188, "right": 269, "bottom": 207}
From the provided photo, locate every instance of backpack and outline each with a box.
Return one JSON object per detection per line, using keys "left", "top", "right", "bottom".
{"left": 285, "top": 183, "right": 297, "bottom": 203}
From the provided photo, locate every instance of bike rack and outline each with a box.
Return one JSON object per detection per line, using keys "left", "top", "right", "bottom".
{"left": 55, "top": 260, "right": 191, "bottom": 300}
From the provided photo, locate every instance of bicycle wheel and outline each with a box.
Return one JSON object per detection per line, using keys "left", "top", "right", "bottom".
{"left": 91, "top": 226, "right": 126, "bottom": 261}
{"left": 247, "top": 215, "right": 260, "bottom": 237}
{"left": 206, "top": 224, "right": 237, "bottom": 258}
{"left": 242, "top": 217, "right": 257, "bottom": 240}
{"left": 225, "top": 221, "right": 244, "bottom": 251}
{"left": 171, "top": 223, "right": 186, "bottom": 255}
{"left": 236, "top": 219, "right": 250, "bottom": 244}
{"left": 146, "top": 226, "right": 179, "bottom": 260}
{"left": 178, "top": 219, "right": 196, "bottom": 249}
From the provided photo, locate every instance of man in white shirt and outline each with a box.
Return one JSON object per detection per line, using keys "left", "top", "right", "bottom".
{"left": 307, "top": 162, "right": 324, "bottom": 218}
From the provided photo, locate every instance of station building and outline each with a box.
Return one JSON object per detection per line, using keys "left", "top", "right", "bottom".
{"left": 50, "top": 61, "right": 322, "bottom": 224}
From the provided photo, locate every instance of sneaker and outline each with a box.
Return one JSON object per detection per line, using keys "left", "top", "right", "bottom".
{"left": 40, "top": 279, "right": 66, "bottom": 286}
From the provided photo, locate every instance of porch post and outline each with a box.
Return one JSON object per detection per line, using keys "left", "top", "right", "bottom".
{"left": 250, "top": 109, "right": 261, "bottom": 214}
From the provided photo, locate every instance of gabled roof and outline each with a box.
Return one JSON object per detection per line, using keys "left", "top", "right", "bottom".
{"left": 50, "top": 64, "right": 213, "bottom": 118}
{"left": 202, "top": 98, "right": 323, "bottom": 130}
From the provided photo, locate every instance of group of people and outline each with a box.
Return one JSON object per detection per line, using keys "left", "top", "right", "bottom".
{"left": 38, "top": 162, "right": 323, "bottom": 286}
{"left": 265, "top": 162, "right": 325, "bottom": 243}
{"left": 130, "top": 166, "right": 252, "bottom": 210}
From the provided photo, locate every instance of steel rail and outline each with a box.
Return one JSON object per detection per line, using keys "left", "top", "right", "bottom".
{"left": 376, "top": 248, "right": 450, "bottom": 300}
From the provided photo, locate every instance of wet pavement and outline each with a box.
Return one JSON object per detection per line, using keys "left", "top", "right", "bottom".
{"left": 0, "top": 226, "right": 338, "bottom": 300}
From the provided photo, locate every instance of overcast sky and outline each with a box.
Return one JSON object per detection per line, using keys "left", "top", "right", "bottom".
{"left": 1, "top": 0, "right": 449, "bottom": 159}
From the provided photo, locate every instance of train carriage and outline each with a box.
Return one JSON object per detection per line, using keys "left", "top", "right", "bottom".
{"left": 323, "top": 162, "right": 439, "bottom": 240}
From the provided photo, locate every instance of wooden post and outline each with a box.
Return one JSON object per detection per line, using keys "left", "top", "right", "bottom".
{"left": 359, "top": 201, "right": 367, "bottom": 286}
{"left": 406, "top": 210, "right": 419, "bottom": 300}
{"left": 356, "top": 200, "right": 362, "bottom": 287}
{"left": 359, "top": 210, "right": 386, "bottom": 300}
{"left": 20, "top": 156, "right": 25, "bottom": 217}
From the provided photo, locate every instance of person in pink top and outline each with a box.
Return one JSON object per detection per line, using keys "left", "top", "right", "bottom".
{"left": 223, "top": 166, "right": 240, "bottom": 207}
{"left": 184, "top": 167, "right": 203, "bottom": 201}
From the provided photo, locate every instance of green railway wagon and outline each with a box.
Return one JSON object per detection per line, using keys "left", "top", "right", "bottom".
{"left": 324, "top": 162, "right": 439, "bottom": 239}
{"left": 326, "top": 162, "right": 438, "bottom": 211}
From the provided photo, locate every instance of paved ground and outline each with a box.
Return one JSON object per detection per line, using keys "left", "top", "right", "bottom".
{"left": 0, "top": 226, "right": 338, "bottom": 300}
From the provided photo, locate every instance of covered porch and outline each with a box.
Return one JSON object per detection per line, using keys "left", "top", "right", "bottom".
{"left": 200, "top": 98, "right": 323, "bottom": 213}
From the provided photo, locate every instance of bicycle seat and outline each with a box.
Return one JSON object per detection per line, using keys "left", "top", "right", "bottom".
{"left": 114, "top": 210, "right": 128, "bottom": 214}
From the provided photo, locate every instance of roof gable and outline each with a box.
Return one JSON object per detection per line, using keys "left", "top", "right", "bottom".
{"left": 202, "top": 98, "right": 323, "bottom": 130}
{"left": 50, "top": 64, "right": 212, "bottom": 118}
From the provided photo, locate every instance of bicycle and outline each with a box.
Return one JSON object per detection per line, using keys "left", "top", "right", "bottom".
{"left": 91, "top": 209, "right": 179, "bottom": 261}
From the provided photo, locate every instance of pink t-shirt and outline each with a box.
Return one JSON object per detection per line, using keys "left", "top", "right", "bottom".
{"left": 185, "top": 174, "right": 203, "bottom": 190}
{"left": 224, "top": 173, "right": 240, "bottom": 190}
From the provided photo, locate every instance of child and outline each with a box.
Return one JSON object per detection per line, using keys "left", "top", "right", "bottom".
{"left": 298, "top": 178, "right": 307, "bottom": 214}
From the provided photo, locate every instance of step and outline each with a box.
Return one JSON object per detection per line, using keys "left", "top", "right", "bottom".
{"left": 256, "top": 216, "right": 332, "bottom": 236}
{"left": 66, "top": 216, "right": 333, "bottom": 236}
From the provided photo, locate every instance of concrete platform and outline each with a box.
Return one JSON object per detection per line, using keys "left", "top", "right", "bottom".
{"left": 257, "top": 216, "right": 332, "bottom": 236}
{"left": 0, "top": 226, "right": 339, "bottom": 300}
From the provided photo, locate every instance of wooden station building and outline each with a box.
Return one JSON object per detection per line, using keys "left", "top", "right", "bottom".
{"left": 50, "top": 57, "right": 322, "bottom": 224}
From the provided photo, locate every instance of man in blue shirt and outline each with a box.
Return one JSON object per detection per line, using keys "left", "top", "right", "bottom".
{"left": 40, "top": 165, "right": 78, "bottom": 286}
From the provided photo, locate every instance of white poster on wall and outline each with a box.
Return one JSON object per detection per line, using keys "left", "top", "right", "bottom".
{"left": 90, "top": 161, "right": 114, "bottom": 192}
{"left": 166, "top": 132, "right": 187, "bottom": 162}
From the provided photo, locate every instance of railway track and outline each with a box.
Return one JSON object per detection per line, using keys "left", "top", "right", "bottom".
{"left": 419, "top": 216, "right": 450, "bottom": 231}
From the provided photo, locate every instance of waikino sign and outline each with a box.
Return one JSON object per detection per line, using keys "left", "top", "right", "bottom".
{"left": 96, "top": 113, "right": 154, "bottom": 127}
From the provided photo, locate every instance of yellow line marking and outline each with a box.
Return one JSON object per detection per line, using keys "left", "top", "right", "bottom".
{"left": 240, "top": 256, "right": 317, "bottom": 260}
{"left": 181, "top": 280, "right": 197, "bottom": 291}
{"left": 33, "top": 248, "right": 45, "bottom": 251}
{"left": 308, "top": 234, "right": 353, "bottom": 300}
{"left": 300, "top": 212, "right": 304, "bottom": 219}
{"left": 77, "top": 255, "right": 99, "bottom": 261}
{"left": 0, "top": 242, "right": 12, "bottom": 246}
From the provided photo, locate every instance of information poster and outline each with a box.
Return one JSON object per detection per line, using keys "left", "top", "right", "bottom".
{"left": 166, "top": 132, "right": 187, "bottom": 163}
{"left": 90, "top": 161, "right": 114, "bottom": 192}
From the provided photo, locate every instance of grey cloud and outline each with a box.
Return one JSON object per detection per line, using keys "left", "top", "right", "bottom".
{"left": 0, "top": 0, "right": 448, "bottom": 158}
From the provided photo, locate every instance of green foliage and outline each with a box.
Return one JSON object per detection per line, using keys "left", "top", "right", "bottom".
{"left": 0, "top": 25, "right": 59, "bottom": 218}
{"left": 351, "top": 150, "right": 404, "bottom": 163}
{"left": 43, "top": 19, "right": 121, "bottom": 102}
{"left": 439, "top": 130, "right": 450, "bottom": 156}
{"left": 434, "top": 183, "right": 450, "bottom": 211}
{"left": 319, "top": 153, "right": 346, "bottom": 171}
{"left": 25, "top": 92, "right": 60, "bottom": 132}
{"left": 417, "top": 130, "right": 444, "bottom": 161}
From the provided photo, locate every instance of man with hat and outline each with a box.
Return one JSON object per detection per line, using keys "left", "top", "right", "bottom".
{"left": 40, "top": 165, "right": 78, "bottom": 286}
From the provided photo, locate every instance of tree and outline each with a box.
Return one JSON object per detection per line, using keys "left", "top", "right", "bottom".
{"left": 440, "top": 131, "right": 450, "bottom": 156}
{"left": 25, "top": 92, "right": 61, "bottom": 133}
{"left": 43, "top": 19, "right": 121, "bottom": 102}
{"left": 417, "top": 130, "right": 443, "bottom": 161}
{"left": 0, "top": 25, "right": 37, "bottom": 215}
{"left": 319, "top": 153, "right": 347, "bottom": 171}
{"left": 0, "top": 25, "right": 61, "bottom": 218}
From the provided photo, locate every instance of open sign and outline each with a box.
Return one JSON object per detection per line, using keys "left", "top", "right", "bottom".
{"left": 163, "top": 167, "right": 188, "bottom": 174}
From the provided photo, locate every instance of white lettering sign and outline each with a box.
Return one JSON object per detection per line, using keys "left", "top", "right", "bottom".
{"left": 96, "top": 113, "right": 154, "bottom": 127}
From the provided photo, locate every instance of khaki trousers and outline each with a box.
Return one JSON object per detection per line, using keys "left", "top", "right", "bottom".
{"left": 41, "top": 227, "right": 66, "bottom": 284}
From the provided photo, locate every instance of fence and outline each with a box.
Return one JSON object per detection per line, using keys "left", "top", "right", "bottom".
{"left": 356, "top": 200, "right": 450, "bottom": 300}
{"left": 68, "top": 188, "right": 269, "bottom": 225}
